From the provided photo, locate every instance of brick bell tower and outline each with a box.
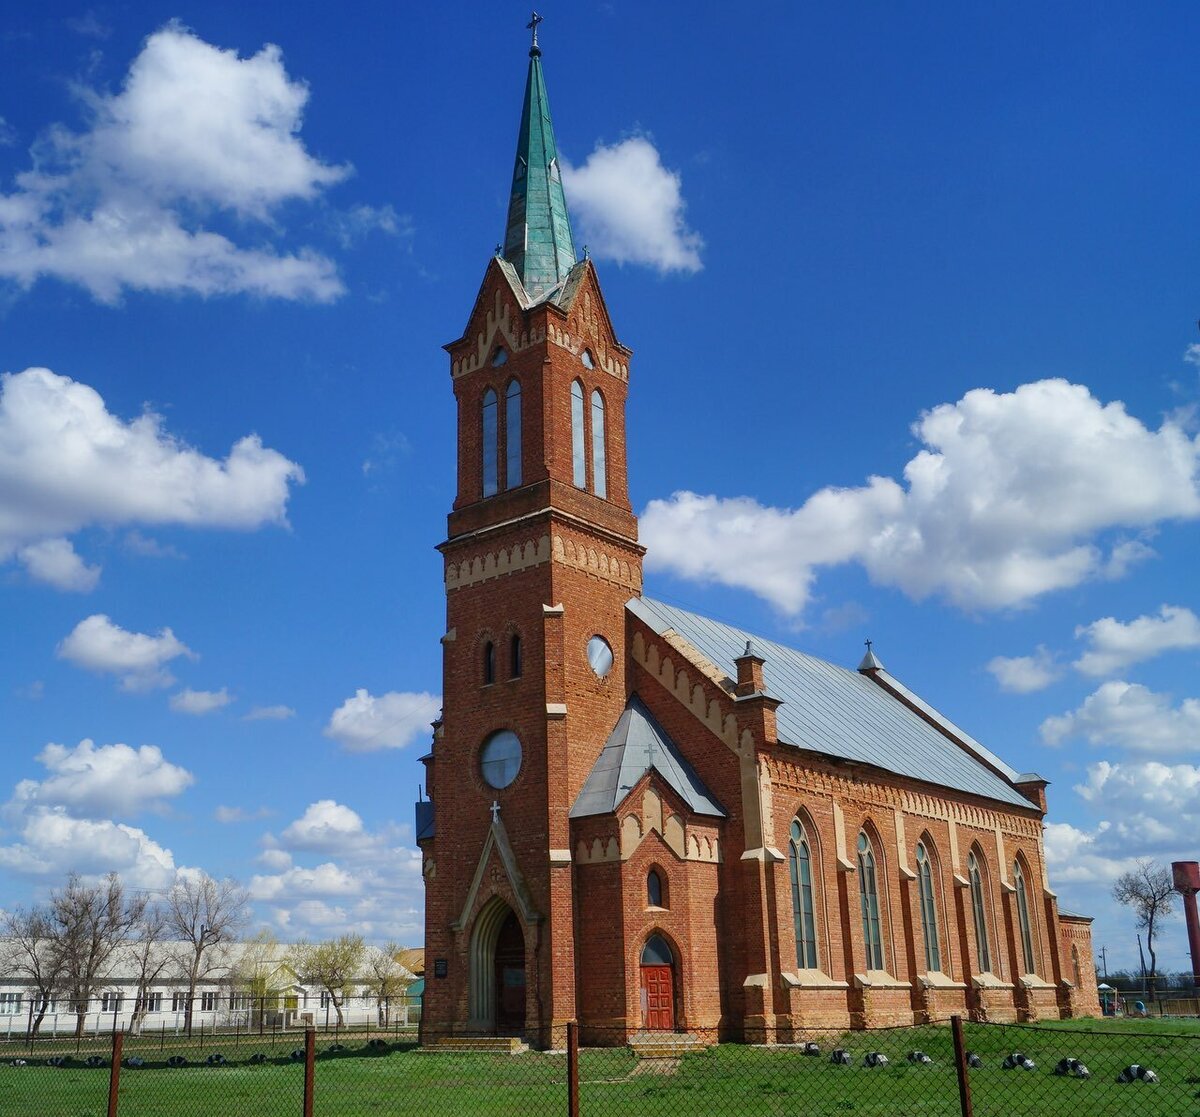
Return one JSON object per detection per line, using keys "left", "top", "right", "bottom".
{"left": 418, "top": 16, "right": 643, "bottom": 1047}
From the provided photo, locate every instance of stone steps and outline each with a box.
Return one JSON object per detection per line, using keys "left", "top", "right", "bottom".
{"left": 628, "top": 1031, "right": 702, "bottom": 1059}
{"left": 422, "top": 1036, "right": 530, "bottom": 1054}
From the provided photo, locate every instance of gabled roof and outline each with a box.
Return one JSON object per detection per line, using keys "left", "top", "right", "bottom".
{"left": 628, "top": 596, "right": 1033, "bottom": 810}
{"left": 571, "top": 695, "right": 725, "bottom": 819}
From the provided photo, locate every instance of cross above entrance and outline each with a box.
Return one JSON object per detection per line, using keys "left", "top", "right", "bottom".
{"left": 490, "top": 800, "right": 501, "bottom": 823}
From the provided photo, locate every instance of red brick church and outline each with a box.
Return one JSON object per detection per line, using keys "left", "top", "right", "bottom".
{"left": 416, "top": 22, "right": 1100, "bottom": 1047}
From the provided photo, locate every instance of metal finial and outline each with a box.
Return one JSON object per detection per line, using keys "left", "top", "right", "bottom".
{"left": 582, "top": 244, "right": 590, "bottom": 260}
{"left": 527, "top": 11, "right": 543, "bottom": 55}
{"left": 865, "top": 638, "right": 873, "bottom": 651}
{"left": 495, "top": 243, "right": 503, "bottom": 257}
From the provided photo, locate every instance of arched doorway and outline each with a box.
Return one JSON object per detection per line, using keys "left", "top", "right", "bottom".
{"left": 494, "top": 911, "right": 526, "bottom": 1034}
{"left": 639, "top": 934, "right": 675, "bottom": 1031}
{"left": 467, "top": 898, "right": 526, "bottom": 1033}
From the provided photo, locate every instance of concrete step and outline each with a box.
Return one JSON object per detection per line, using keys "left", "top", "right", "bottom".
{"left": 422, "top": 1036, "right": 530, "bottom": 1054}
{"left": 628, "top": 1032, "right": 702, "bottom": 1059}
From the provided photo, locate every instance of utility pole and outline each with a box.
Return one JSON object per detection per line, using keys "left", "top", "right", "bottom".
{"left": 1099, "top": 945, "right": 1108, "bottom": 981}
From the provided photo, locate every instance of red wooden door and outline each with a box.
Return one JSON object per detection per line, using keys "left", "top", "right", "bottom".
{"left": 641, "top": 964, "right": 674, "bottom": 1030}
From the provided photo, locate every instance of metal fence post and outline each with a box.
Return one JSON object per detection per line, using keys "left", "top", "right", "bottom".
{"left": 107, "top": 1031, "right": 124, "bottom": 1117}
{"left": 950, "top": 1015, "right": 974, "bottom": 1117}
{"left": 302, "top": 1027, "right": 316, "bottom": 1117}
{"left": 567, "top": 1021, "right": 579, "bottom": 1117}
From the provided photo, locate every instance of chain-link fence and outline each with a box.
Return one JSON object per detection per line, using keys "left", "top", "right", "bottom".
{"left": 0, "top": 1017, "right": 1195, "bottom": 1116}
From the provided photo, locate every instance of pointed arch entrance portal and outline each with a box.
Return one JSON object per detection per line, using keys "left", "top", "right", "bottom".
{"left": 639, "top": 934, "right": 675, "bottom": 1031}
{"left": 468, "top": 898, "right": 526, "bottom": 1034}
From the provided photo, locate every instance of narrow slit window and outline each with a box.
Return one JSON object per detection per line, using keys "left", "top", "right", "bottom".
{"left": 916, "top": 842, "right": 941, "bottom": 973}
{"left": 857, "top": 831, "right": 884, "bottom": 971}
{"left": 789, "top": 819, "right": 818, "bottom": 969}
{"left": 968, "top": 850, "right": 992, "bottom": 973}
{"left": 482, "top": 388, "right": 498, "bottom": 497}
{"left": 591, "top": 390, "right": 607, "bottom": 498}
{"left": 510, "top": 634, "right": 522, "bottom": 679}
{"left": 483, "top": 641, "right": 495, "bottom": 686}
{"left": 571, "top": 380, "right": 586, "bottom": 488}
{"left": 505, "top": 380, "right": 522, "bottom": 489}
{"left": 647, "top": 870, "right": 663, "bottom": 908}
{"left": 1014, "top": 860, "right": 1037, "bottom": 975}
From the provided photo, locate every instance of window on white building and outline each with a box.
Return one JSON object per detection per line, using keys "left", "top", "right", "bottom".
{"left": 200, "top": 991, "right": 218, "bottom": 1012}
{"left": 0, "top": 993, "right": 23, "bottom": 1015}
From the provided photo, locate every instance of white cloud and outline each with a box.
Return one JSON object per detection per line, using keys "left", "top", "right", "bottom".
{"left": 0, "top": 24, "right": 348, "bottom": 302}
{"left": 280, "top": 800, "right": 366, "bottom": 854}
{"left": 323, "top": 689, "right": 440, "bottom": 752}
{"left": 1040, "top": 680, "right": 1200, "bottom": 753}
{"left": 643, "top": 380, "right": 1200, "bottom": 615}
{"left": 0, "top": 806, "right": 176, "bottom": 886}
{"left": 0, "top": 367, "right": 304, "bottom": 581}
{"left": 248, "top": 861, "right": 362, "bottom": 901}
{"left": 169, "top": 687, "right": 233, "bottom": 715}
{"left": 244, "top": 704, "right": 296, "bottom": 721}
{"left": 986, "top": 646, "right": 1061, "bottom": 693}
{"left": 1075, "top": 760, "right": 1200, "bottom": 850}
{"left": 256, "top": 848, "right": 292, "bottom": 870}
{"left": 57, "top": 614, "right": 194, "bottom": 692}
{"left": 214, "top": 805, "right": 270, "bottom": 823}
{"left": 124, "top": 531, "right": 183, "bottom": 559}
{"left": 562, "top": 136, "right": 702, "bottom": 273}
{"left": 328, "top": 204, "right": 412, "bottom": 249}
{"left": 1185, "top": 344, "right": 1200, "bottom": 368}
{"left": 17, "top": 537, "right": 100, "bottom": 591}
{"left": 1042, "top": 820, "right": 1132, "bottom": 885}
{"left": 1073, "top": 605, "right": 1200, "bottom": 677}
{"left": 0, "top": 117, "right": 16, "bottom": 147}
{"left": 6, "top": 740, "right": 193, "bottom": 818}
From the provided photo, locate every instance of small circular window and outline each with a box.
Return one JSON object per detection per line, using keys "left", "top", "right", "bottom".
{"left": 581, "top": 348, "right": 595, "bottom": 369}
{"left": 587, "top": 636, "right": 614, "bottom": 678}
{"left": 480, "top": 730, "right": 522, "bottom": 789}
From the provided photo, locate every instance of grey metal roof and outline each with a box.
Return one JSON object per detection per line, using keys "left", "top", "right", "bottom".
{"left": 628, "top": 597, "right": 1032, "bottom": 810}
{"left": 570, "top": 695, "right": 725, "bottom": 819}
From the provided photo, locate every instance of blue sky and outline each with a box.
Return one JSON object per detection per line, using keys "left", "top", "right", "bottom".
{"left": 2, "top": 3, "right": 1198, "bottom": 975}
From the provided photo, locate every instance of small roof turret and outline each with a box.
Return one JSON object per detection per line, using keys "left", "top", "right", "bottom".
{"left": 502, "top": 13, "right": 578, "bottom": 300}
{"left": 858, "top": 639, "right": 884, "bottom": 673}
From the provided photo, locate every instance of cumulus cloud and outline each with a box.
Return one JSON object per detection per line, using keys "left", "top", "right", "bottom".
{"left": 1040, "top": 680, "right": 1200, "bottom": 753}
{"left": 0, "top": 367, "right": 304, "bottom": 583}
{"left": 6, "top": 740, "right": 193, "bottom": 818}
{"left": 215, "top": 805, "right": 270, "bottom": 823}
{"left": 256, "top": 848, "right": 293, "bottom": 870}
{"left": 280, "top": 800, "right": 367, "bottom": 854}
{"left": 642, "top": 380, "right": 1200, "bottom": 615}
{"left": 986, "top": 646, "right": 1061, "bottom": 693}
{"left": 323, "top": 689, "right": 440, "bottom": 752}
{"left": 17, "top": 537, "right": 100, "bottom": 591}
{"left": 248, "top": 861, "right": 362, "bottom": 901}
{"left": 562, "top": 136, "right": 702, "bottom": 273}
{"left": 0, "top": 24, "right": 348, "bottom": 302}
{"left": 57, "top": 614, "right": 194, "bottom": 691}
{"left": 0, "top": 807, "right": 176, "bottom": 886}
{"left": 1075, "top": 760, "right": 1200, "bottom": 849}
{"left": 244, "top": 704, "right": 295, "bottom": 721}
{"left": 1073, "top": 605, "right": 1200, "bottom": 677}
{"left": 1185, "top": 344, "right": 1200, "bottom": 368}
{"left": 1042, "top": 820, "right": 1132, "bottom": 885}
{"left": 169, "top": 687, "right": 233, "bottom": 715}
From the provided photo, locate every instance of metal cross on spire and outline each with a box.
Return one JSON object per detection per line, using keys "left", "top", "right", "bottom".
{"left": 527, "top": 11, "right": 543, "bottom": 55}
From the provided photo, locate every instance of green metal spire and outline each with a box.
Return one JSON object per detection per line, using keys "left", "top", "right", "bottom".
{"left": 503, "top": 14, "right": 577, "bottom": 298}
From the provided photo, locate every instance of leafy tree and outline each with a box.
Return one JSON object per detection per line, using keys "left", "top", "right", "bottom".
{"left": 288, "top": 935, "right": 365, "bottom": 1028}
{"left": 49, "top": 873, "right": 147, "bottom": 1038}
{"left": 1112, "top": 858, "right": 1176, "bottom": 992}
{"left": 167, "top": 872, "right": 249, "bottom": 1035}
{"left": 1, "top": 905, "right": 64, "bottom": 1037}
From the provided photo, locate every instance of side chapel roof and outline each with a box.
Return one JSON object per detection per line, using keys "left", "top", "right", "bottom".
{"left": 628, "top": 596, "right": 1033, "bottom": 810}
{"left": 571, "top": 695, "right": 725, "bottom": 820}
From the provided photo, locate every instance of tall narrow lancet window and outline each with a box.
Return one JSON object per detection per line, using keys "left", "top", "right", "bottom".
{"left": 510, "top": 634, "right": 522, "bottom": 679}
{"left": 1014, "top": 860, "right": 1037, "bottom": 974}
{"left": 915, "top": 842, "right": 941, "bottom": 973}
{"left": 789, "top": 820, "right": 818, "bottom": 969}
{"left": 857, "top": 831, "right": 884, "bottom": 971}
{"left": 968, "top": 851, "right": 992, "bottom": 973}
{"left": 482, "top": 388, "right": 499, "bottom": 497}
{"left": 505, "top": 380, "right": 522, "bottom": 488}
{"left": 647, "top": 870, "right": 663, "bottom": 908}
{"left": 590, "top": 390, "right": 607, "bottom": 498}
{"left": 483, "top": 641, "right": 495, "bottom": 686}
{"left": 571, "top": 380, "right": 586, "bottom": 488}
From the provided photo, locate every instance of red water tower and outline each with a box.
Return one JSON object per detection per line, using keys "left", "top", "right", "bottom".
{"left": 1172, "top": 861, "right": 1200, "bottom": 986}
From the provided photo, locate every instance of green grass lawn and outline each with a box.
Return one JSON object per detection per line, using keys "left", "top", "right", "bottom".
{"left": 0, "top": 1019, "right": 1195, "bottom": 1117}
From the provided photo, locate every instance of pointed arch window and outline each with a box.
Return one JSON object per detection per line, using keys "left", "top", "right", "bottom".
{"left": 482, "top": 388, "right": 498, "bottom": 497}
{"left": 570, "top": 381, "right": 586, "bottom": 488}
{"left": 510, "top": 634, "right": 523, "bottom": 679}
{"left": 590, "top": 390, "right": 607, "bottom": 499}
{"left": 915, "top": 842, "right": 941, "bottom": 973}
{"left": 505, "top": 380, "right": 522, "bottom": 489}
{"left": 789, "top": 819, "right": 818, "bottom": 969}
{"left": 968, "top": 850, "right": 992, "bottom": 973}
{"left": 647, "top": 869, "right": 663, "bottom": 908}
{"left": 1014, "top": 860, "right": 1037, "bottom": 974}
{"left": 857, "top": 831, "right": 884, "bottom": 971}
{"left": 483, "top": 641, "right": 495, "bottom": 686}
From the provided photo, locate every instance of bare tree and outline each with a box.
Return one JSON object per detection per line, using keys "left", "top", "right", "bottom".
{"left": 2, "top": 905, "right": 64, "bottom": 1037}
{"left": 1112, "top": 858, "right": 1177, "bottom": 992}
{"left": 48, "top": 873, "right": 147, "bottom": 1038}
{"left": 166, "top": 872, "right": 249, "bottom": 1035}
{"left": 126, "top": 903, "right": 171, "bottom": 1035}
{"left": 362, "top": 941, "right": 408, "bottom": 1026}
{"left": 288, "top": 935, "right": 365, "bottom": 1028}
{"left": 231, "top": 930, "right": 281, "bottom": 1027}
